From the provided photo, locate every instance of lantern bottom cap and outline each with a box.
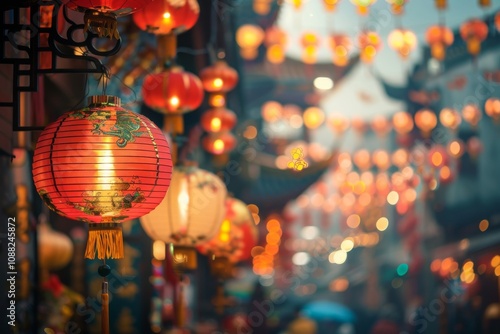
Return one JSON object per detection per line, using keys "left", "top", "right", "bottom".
{"left": 85, "top": 223, "right": 124, "bottom": 260}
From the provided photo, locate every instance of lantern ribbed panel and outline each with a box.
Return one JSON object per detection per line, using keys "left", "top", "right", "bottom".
{"left": 140, "top": 166, "right": 227, "bottom": 247}
{"left": 197, "top": 198, "right": 258, "bottom": 263}
{"left": 32, "top": 98, "right": 172, "bottom": 223}
{"left": 64, "top": 0, "right": 153, "bottom": 15}
{"left": 142, "top": 69, "right": 204, "bottom": 114}
{"left": 132, "top": 0, "right": 199, "bottom": 34}
{"left": 199, "top": 61, "right": 239, "bottom": 93}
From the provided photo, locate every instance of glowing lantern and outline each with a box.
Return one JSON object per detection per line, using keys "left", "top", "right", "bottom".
{"left": 462, "top": 104, "right": 482, "bottom": 127}
{"left": 201, "top": 108, "right": 237, "bottom": 133}
{"left": 428, "top": 146, "right": 448, "bottom": 168}
{"left": 328, "top": 113, "right": 350, "bottom": 135}
{"left": 496, "top": 12, "right": 500, "bottom": 31}
{"left": 301, "top": 32, "right": 320, "bottom": 64}
{"left": 202, "top": 133, "right": 237, "bottom": 155}
{"left": 303, "top": 107, "right": 325, "bottom": 129}
{"left": 261, "top": 101, "right": 283, "bottom": 122}
{"left": 324, "top": 0, "right": 340, "bottom": 11}
{"left": 253, "top": 0, "right": 272, "bottom": 15}
{"left": 435, "top": 0, "right": 446, "bottom": 10}
{"left": 388, "top": 28, "right": 417, "bottom": 59}
{"left": 373, "top": 150, "right": 391, "bottom": 171}
{"left": 353, "top": 149, "right": 372, "bottom": 170}
{"left": 142, "top": 67, "right": 204, "bottom": 134}
{"left": 479, "top": 0, "right": 491, "bottom": 7}
{"left": 414, "top": 109, "right": 437, "bottom": 136}
{"left": 351, "top": 117, "right": 367, "bottom": 134}
{"left": 198, "top": 198, "right": 258, "bottom": 274}
{"left": 485, "top": 98, "right": 500, "bottom": 122}
{"left": 329, "top": 34, "right": 352, "bottom": 67}
{"left": 64, "top": 0, "right": 153, "bottom": 38}
{"left": 392, "top": 148, "right": 410, "bottom": 168}
{"left": 351, "top": 0, "right": 377, "bottom": 15}
{"left": 392, "top": 111, "right": 414, "bottom": 134}
{"left": 265, "top": 27, "right": 287, "bottom": 64}
{"left": 425, "top": 25, "right": 454, "bottom": 61}
{"left": 38, "top": 222, "right": 74, "bottom": 271}
{"left": 236, "top": 24, "right": 265, "bottom": 60}
{"left": 460, "top": 19, "right": 489, "bottom": 56}
{"left": 132, "top": 0, "right": 199, "bottom": 35}
{"left": 467, "top": 137, "right": 483, "bottom": 159}
{"left": 439, "top": 108, "right": 461, "bottom": 130}
{"left": 140, "top": 166, "right": 227, "bottom": 269}
{"left": 289, "top": 0, "right": 303, "bottom": 10}
{"left": 447, "top": 139, "right": 465, "bottom": 158}
{"left": 358, "top": 31, "right": 382, "bottom": 63}
{"left": 32, "top": 95, "right": 172, "bottom": 259}
{"left": 387, "top": 0, "right": 406, "bottom": 14}
{"left": 200, "top": 61, "right": 239, "bottom": 93}
{"left": 371, "top": 115, "right": 392, "bottom": 137}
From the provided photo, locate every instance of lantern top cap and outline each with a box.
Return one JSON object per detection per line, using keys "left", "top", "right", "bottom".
{"left": 88, "top": 95, "right": 121, "bottom": 107}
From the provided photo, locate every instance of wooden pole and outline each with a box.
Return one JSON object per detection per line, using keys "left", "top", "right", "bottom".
{"left": 101, "top": 281, "right": 109, "bottom": 334}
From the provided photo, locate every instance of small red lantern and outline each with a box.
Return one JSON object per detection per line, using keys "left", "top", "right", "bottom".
{"left": 32, "top": 95, "right": 172, "bottom": 259}
{"left": 495, "top": 12, "right": 500, "bottom": 32}
{"left": 462, "top": 104, "right": 482, "bottom": 127}
{"left": 265, "top": 26, "right": 287, "bottom": 64}
{"left": 434, "top": 0, "right": 446, "bottom": 10}
{"left": 425, "top": 25, "right": 454, "bottom": 61}
{"left": 439, "top": 108, "right": 461, "bottom": 130}
{"left": 329, "top": 34, "right": 352, "bottom": 67}
{"left": 485, "top": 98, "right": 500, "bottom": 123}
{"left": 350, "top": 0, "right": 376, "bottom": 16}
{"left": 392, "top": 111, "right": 414, "bottom": 134}
{"left": 467, "top": 136, "right": 483, "bottom": 159}
{"left": 301, "top": 32, "right": 320, "bottom": 64}
{"left": 460, "top": 19, "right": 489, "bottom": 56}
{"left": 133, "top": 0, "right": 199, "bottom": 35}
{"left": 201, "top": 108, "right": 237, "bottom": 134}
{"left": 428, "top": 145, "right": 448, "bottom": 168}
{"left": 236, "top": 24, "right": 265, "bottom": 60}
{"left": 358, "top": 31, "right": 382, "bottom": 63}
{"left": 388, "top": 28, "right": 417, "bottom": 59}
{"left": 200, "top": 61, "right": 239, "bottom": 93}
{"left": 202, "top": 132, "right": 237, "bottom": 155}
{"left": 63, "top": 0, "right": 153, "bottom": 38}
{"left": 387, "top": 0, "right": 406, "bottom": 15}
{"left": 371, "top": 115, "right": 392, "bottom": 137}
{"left": 415, "top": 109, "right": 437, "bottom": 136}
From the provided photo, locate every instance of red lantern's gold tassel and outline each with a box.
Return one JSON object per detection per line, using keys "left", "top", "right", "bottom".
{"left": 85, "top": 223, "right": 124, "bottom": 259}
{"left": 163, "top": 114, "right": 184, "bottom": 136}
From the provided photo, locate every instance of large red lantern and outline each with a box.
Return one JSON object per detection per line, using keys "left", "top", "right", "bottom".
{"left": 460, "top": 19, "right": 489, "bottom": 56}
{"left": 201, "top": 108, "right": 237, "bottom": 134}
{"left": 142, "top": 67, "right": 204, "bottom": 133}
{"left": 133, "top": 0, "right": 199, "bottom": 35}
{"left": 425, "top": 25, "right": 454, "bottom": 61}
{"left": 202, "top": 133, "right": 237, "bottom": 155}
{"left": 32, "top": 95, "right": 172, "bottom": 259}
{"left": 63, "top": 0, "right": 153, "bottom": 38}
{"left": 199, "top": 61, "right": 239, "bottom": 93}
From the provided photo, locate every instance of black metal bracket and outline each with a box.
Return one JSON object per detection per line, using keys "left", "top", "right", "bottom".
{"left": 1, "top": 0, "right": 122, "bottom": 131}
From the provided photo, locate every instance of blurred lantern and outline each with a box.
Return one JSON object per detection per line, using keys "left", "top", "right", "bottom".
{"left": 142, "top": 67, "right": 204, "bottom": 134}
{"left": 262, "top": 101, "right": 283, "bottom": 122}
{"left": 328, "top": 113, "right": 350, "bottom": 135}
{"left": 428, "top": 146, "right": 448, "bottom": 168}
{"left": 329, "top": 34, "right": 352, "bottom": 67}
{"left": 265, "top": 27, "right": 287, "bottom": 64}
{"left": 447, "top": 139, "right": 465, "bottom": 158}
{"left": 236, "top": 24, "right": 265, "bottom": 60}
{"left": 140, "top": 166, "right": 227, "bottom": 270}
{"left": 201, "top": 108, "right": 237, "bottom": 133}
{"left": 351, "top": 0, "right": 377, "bottom": 15}
{"left": 462, "top": 104, "right": 482, "bottom": 127}
{"left": 496, "top": 12, "right": 500, "bottom": 31}
{"left": 351, "top": 117, "right": 367, "bottom": 134}
{"left": 301, "top": 32, "right": 320, "bottom": 64}
{"left": 202, "top": 132, "right": 237, "bottom": 155}
{"left": 392, "top": 148, "right": 410, "bottom": 168}
{"left": 373, "top": 150, "right": 391, "bottom": 171}
{"left": 197, "top": 198, "right": 258, "bottom": 277}
{"left": 414, "top": 109, "right": 437, "bottom": 136}
{"left": 353, "top": 150, "right": 372, "bottom": 170}
{"left": 434, "top": 0, "right": 446, "bottom": 10}
{"left": 425, "top": 25, "right": 454, "bottom": 61}
{"left": 485, "top": 98, "right": 500, "bottom": 123}
{"left": 32, "top": 95, "right": 172, "bottom": 259}
{"left": 324, "top": 0, "right": 340, "bottom": 11}
{"left": 358, "top": 31, "right": 382, "bottom": 63}
{"left": 387, "top": 0, "right": 406, "bottom": 15}
{"left": 371, "top": 115, "right": 392, "bottom": 137}
{"left": 200, "top": 61, "right": 239, "bottom": 93}
{"left": 253, "top": 0, "right": 272, "bottom": 15}
{"left": 132, "top": 0, "right": 199, "bottom": 35}
{"left": 388, "top": 28, "right": 417, "bottom": 59}
{"left": 467, "top": 136, "right": 483, "bottom": 159}
{"left": 38, "top": 221, "right": 74, "bottom": 273}
{"left": 439, "top": 108, "right": 461, "bottom": 130}
{"left": 303, "top": 107, "right": 325, "bottom": 129}
{"left": 479, "top": 0, "right": 491, "bottom": 7}
{"left": 223, "top": 314, "right": 250, "bottom": 334}
{"left": 439, "top": 165, "right": 454, "bottom": 184}
{"left": 65, "top": 0, "right": 153, "bottom": 38}
{"left": 460, "top": 19, "right": 489, "bottom": 56}
{"left": 392, "top": 111, "right": 414, "bottom": 134}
